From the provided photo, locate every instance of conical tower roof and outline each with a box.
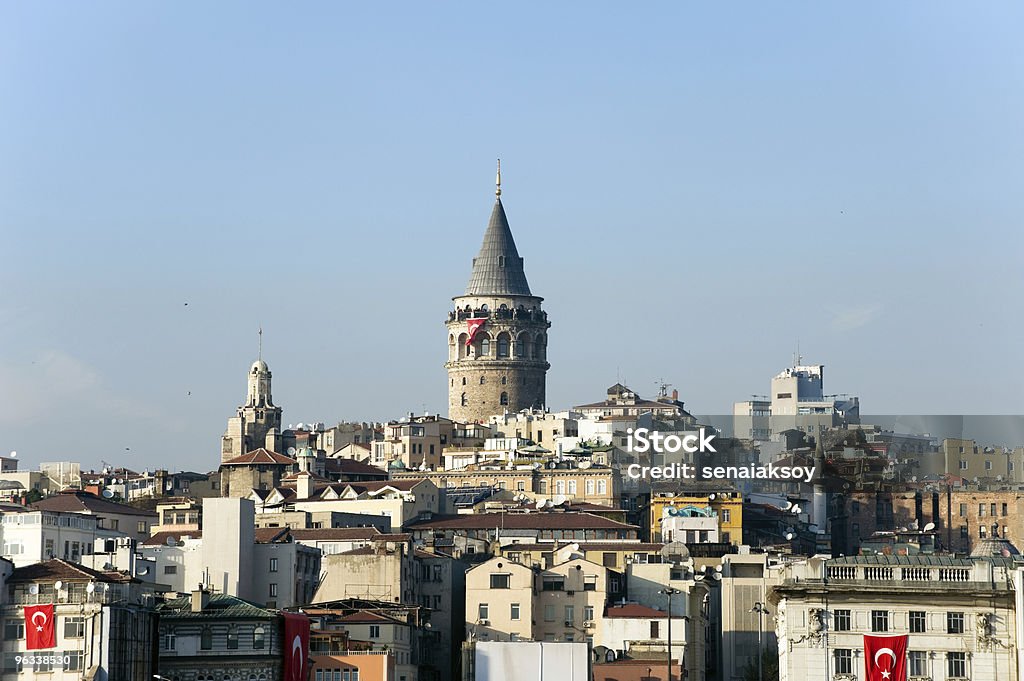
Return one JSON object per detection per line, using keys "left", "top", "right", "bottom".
{"left": 464, "top": 197, "right": 532, "bottom": 296}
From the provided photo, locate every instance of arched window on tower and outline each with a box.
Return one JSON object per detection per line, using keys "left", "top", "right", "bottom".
{"left": 480, "top": 376, "right": 486, "bottom": 385}
{"left": 501, "top": 376, "right": 507, "bottom": 385}
{"left": 497, "top": 333, "right": 510, "bottom": 358}
{"left": 480, "top": 337, "right": 490, "bottom": 357}
{"left": 516, "top": 334, "right": 529, "bottom": 358}
{"left": 461, "top": 393, "right": 467, "bottom": 407}
{"left": 462, "top": 377, "right": 467, "bottom": 386}
{"left": 500, "top": 392, "right": 509, "bottom": 406}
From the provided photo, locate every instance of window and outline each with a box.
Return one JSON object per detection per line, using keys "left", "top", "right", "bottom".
{"left": 510, "top": 603, "right": 520, "bottom": 620}
{"left": 490, "top": 574, "right": 510, "bottom": 589}
{"left": 947, "top": 611, "right": 965, "bottom": 634}
{"left": 164, "top": 564, "right": 177, "bottom": 575}
{"left": 269, "top": 583, "right": 278, "bottom": 597}
{"left": 480, "top": 338, "right": 490, "bottom": 356}
{"left": 498, "top": 337, "right": 509, "bottom": 357}
{"left": 909, "top": 651, "right": 927, "bottom": 677}
{"left": 163, "top": 628, "right": 176, "bottom": 650}
{"left": 583, "top": 575, "right": 597, "bottom": 591}
{"left": 227, "top": 628, "right": 239, "bottom": 649}
{"left": 64, "top": 616, "right": 85, "bottom": 638}
{"left": 269, "top": 558, "right": 278, "bottom": 572}
{"left": 947, "top": 651, "right": 966, "bottom": 678}
{"left": 985, "top": 461, "right": 993, "bottom": 471}
{"left": 991, "top": 503, "right": 997, "bottom": 516}
{"left": 851, "top": 501, "right": 861, "bottom": 514}
{"left": 568, "top": 480, "right": 577, "bottom": 495}
{"left": 722, "top": 509, "right": 731, "bottom": 522}
{"left": 1003, "top": 503, "right": 1009, "bottom": 516}
{"left": 500, "top": 392, "right": 509, "bottom": 406}
{"left": 603, "top": 552, "right": 617, "bottom": 567}
{"left": 871, "top": 610, "right": 889, "bottom": 632}
{"left": 542, "top": 577, "right": 565, "bottom": 591}
{"left": 909, "top": 611, "right": 926, "bottom": 633}
{"left": 650, "top": 621, "right": 660, "bottom": 638}
{"left": 833, "top": 609, "right": 851, "bottom": 631}
{"left": 544, "top": 605, "right": 555, "bottom": 622}
{"left": 200, "top": 627, "right": 213, "bottom": 650}
{"left": 959, "top": 460, "right": 968, "bottom": 470}
{"left": 961, "top": 526, "right": 969, "bottom": 540}
{"left": 959, "top": 503, "right": 967, "bottom": 517}
{"left": 834, "top": 649, "right": 853, "bottom": 675}
{"left": 564, "top": 605, "right": 574, "bottom": 624}
{"left": 253, "top": 626, "right": 265, "bottom": 649}
{"left": 461, "top": 393, "right": 467, "bottom": 406}
{"left": 63, "top": 651, "right": 84, "bottom": 671}
{"left": 3, "top": 619, "right": 23, "bottom": 640}
{"left": 979, "top": 503, "right": 987, "bottom": 516}
{"left": 478, "top": 604, "right": 489, "bottom": 621}
{"left": 369, "top": 625, "right": 380, "bottom": 638}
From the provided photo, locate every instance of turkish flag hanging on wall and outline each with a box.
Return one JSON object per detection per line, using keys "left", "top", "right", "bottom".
{"left": 864, "top": 634, "right": 908, "bottom": 681}
{"left": 282, "top": 613, "right": 311, "bottom": 681}
{"left": 24, "top": 604, "right": 55, "bottom": 650}
{"left": 466, "top": 318, "right": 486, "bottom": 345}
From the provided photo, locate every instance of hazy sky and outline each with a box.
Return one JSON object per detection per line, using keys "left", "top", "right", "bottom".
{"left": 2, "top": 3, "right": 1022, "bottom": 472}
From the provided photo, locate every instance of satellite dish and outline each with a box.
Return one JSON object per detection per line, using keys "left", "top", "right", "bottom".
{"left": 571, "top": 543, "right": 580, "bottom": 551}
{"left": 785, "top": 532, "right": 795, "bottom": 540}
{"left": 708, "top": 493, "right": 717, "bottom": 501}
{"left": 537, "top": 499, "right": 548, "bottom": 509}
{"left": 781, "top": 501, "right": 793, "bottom": 510}
{"left": 137, "top": 566, "right": 150, "bottom": 576}
{"left": 553, "top": 495, "right": 567, "bottom": 506}
{"left": 9, "top": 451, "right": 15, "bottom": 458}
{"left": 53, "top": 581, "right": 64, "bottom": 591}
{"left": 296, "top": 423, "right": 305, "bottom": 430}
{"left": 167, "top": 536, "right": 177, "bottom": 547}
{"left": 791, "top": 505, "right": 802, "bottom": 515}
{"left": 28, "top": 584, "right": 39, "bottom": 595}
{"left": 102, "top": 489, "right": 114, "bottom": 499}
{"left": 578, "top": 461, "right": 592, "bottom": 469}
{"left": 660, "top": 541, "right": 690, "bottom": 565}
{"left": 287, "top": 447, "right": 297, "bottom": 456}
{"left": 86, "top": 583, "right": 96, "bottom": 594}
{"left": 924, "top": 522, "right": 936, "bottom": 532}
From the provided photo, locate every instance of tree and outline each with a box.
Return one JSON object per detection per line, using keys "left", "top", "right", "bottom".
{"left": 741, "top": 646, "right": 780, "bottom": 681}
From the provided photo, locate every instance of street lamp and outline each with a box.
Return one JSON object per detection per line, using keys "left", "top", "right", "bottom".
{"left": 659, "top": 588, "right": 682, "bottom": 681}
{"left": 749, "top": 602, "right": 770, "bottom": 681}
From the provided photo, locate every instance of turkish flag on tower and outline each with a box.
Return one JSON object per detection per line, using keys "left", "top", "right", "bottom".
{"left": 24, "top": 604, "right": 55, "bottom": 650}
{"left": 466, "top": 318, "right": 486, "bottom": 345}
{"left": 864, "top": 634, "right": 908, "bottom": 681}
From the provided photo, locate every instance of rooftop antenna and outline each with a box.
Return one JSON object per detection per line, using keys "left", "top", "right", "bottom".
{"left": 495, "top": 159, "right": 502, "bottom": 198}
{"left": 258, "top": 326, "right": 263, "bottom": 361}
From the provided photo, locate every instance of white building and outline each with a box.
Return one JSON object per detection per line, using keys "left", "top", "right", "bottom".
{"left": 139, "top": 498, "right": 320, "bottom": 609}
{"left": 772, "top": 554, "right": 1018, "bottom": 681}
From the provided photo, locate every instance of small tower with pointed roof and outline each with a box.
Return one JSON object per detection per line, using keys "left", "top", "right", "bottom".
{"left": 221, "top": 333, "right": 284, "bottom": 462}
{"left": 445, "top": 163, "right": 551, "bottom": 422}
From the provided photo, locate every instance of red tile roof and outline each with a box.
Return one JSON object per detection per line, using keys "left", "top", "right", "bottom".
{"left": 221, "top": 448, "right": 297, "bottom": 466}
{"left": 254, "top": 527, "right": 292, "bottom": 543}
{"left": 406, "top": 512, "right": 638, "bottom": 531}
{"left": 9, "top": 559, "right": 135, "bottom": 584}
{"left": 605, "top": 604, "right": 668, "bottom": 619}
{"left": 142, "top": 530, "right": 202, "bottom": 546}
{"left": 31, "top": 489, "right": 158, "bottom": 517}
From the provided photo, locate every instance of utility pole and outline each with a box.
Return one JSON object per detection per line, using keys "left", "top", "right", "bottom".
{"left": 659, "top": 587, "right": 681, "bottom": 681}
{"left": 750, "top": 601, "right": 770, "bottom": 681}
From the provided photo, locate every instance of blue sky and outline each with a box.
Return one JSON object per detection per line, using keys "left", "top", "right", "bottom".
{"left": 1, "top": 3, "right": 1022, "bottom": 471}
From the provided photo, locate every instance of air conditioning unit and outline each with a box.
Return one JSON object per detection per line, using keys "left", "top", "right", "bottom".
{"left": 478, "top": 619, "right": 489, "bottom": 626}
{"left": 564, "top": 621, "right": 573, "bottom": 627}
{"left": 584, "top": 620, "right": 595, "bottom": 628}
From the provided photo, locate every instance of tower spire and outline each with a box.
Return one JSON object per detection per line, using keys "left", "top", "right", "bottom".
{"left": 495, "top": 159, "right": 502, "bottom": 198}
{"left": 258, "top": 326, "right": 263, "bottom": 361}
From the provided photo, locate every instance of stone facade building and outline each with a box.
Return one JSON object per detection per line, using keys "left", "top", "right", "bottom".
{"left": 222, "top": 348, "right": 283, "bottom": 463}
{"left": 445, "top": 165, "right": 550, "bottom": 423}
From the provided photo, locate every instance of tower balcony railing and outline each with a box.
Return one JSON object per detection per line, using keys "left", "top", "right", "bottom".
{"left": 450, "top": 308, "right": 548, "bottom": 323}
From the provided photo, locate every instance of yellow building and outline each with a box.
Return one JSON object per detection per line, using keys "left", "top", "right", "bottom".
{"left": 649, "top": 482, "right": 743, "bottom": 545}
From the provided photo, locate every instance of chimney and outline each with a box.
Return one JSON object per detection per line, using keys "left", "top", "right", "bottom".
{"left": 671, "top": 389, "right": 678, "bottom": 401}
{"left": 297, "top": 472, "right": 314, "bottom": 500}
{"left": 191, "top": 587, "right": 210, "bottom": 613}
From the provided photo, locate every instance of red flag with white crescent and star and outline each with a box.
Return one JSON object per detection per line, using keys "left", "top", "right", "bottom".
{"left": 466, "top": 318, "right": 486, "bottom": 346}
{"left": 282, "top": 612, "right": 310, "bottom": 681}
{"left": 24, "top": 604, "right": 55, "bottom": 650}
{"left": 864, "top": 634, "right": 908, "bottom": 681}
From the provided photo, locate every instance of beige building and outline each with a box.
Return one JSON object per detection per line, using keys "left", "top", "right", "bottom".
{"left": 290, "top": 478, "right": 441, "bottom": 531}
{"left": 466, "top": 555, "right": 608, "bottom": 644}
{"left": 445, "top": 166, "right": 550, "bottom": 423}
